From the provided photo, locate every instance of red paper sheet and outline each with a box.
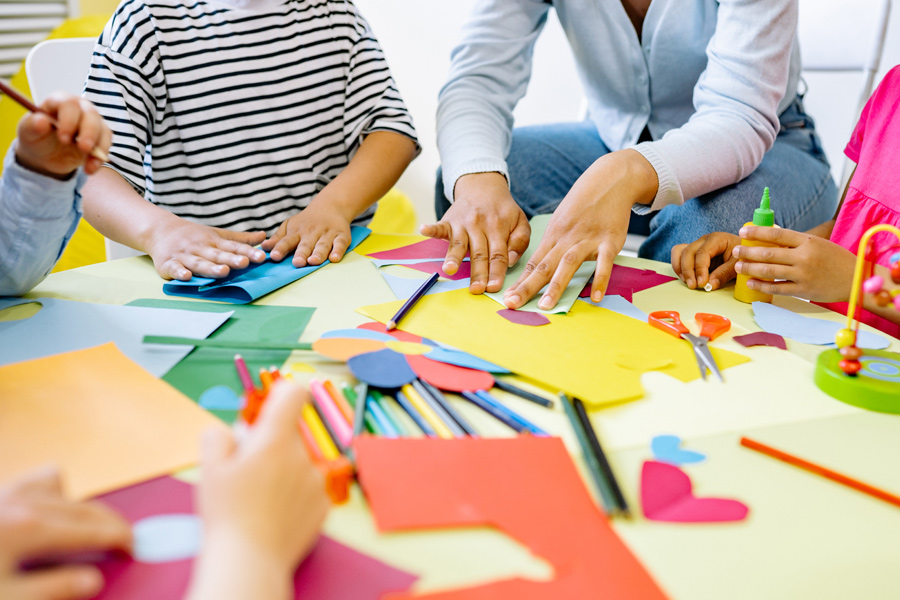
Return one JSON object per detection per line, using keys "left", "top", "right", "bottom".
{"left": 368, "top": 238, "right": 454, "bottom": 260}
{"left": 91, "top": 477, "right": 417, "bottom": 600}
{"left": 733, "top": 331, "right": 788, "bottom": 350}
{"left": 581, "top": 264, "right": 677, "bottom": 301}
{"left": 497, "top": 309, "right": 551, "bottom": 326}
{"left": 403, "top": 260, "right": 472, "bottom": 281}
{"left": 355, "top": 437, "right": 668, "bottom": 599}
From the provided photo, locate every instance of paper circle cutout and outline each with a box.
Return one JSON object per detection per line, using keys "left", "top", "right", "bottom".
{"left": 348, "top": 348, "right": 418, "bottom": 389}
{"left": 406, "top": 354, "right": 495, "bottom": 393}
{"left": 312, "top": 337, "right": 385, "bottom": 361}
{"left": 198, "top": 385, "right": 243, "bottom": 410}
{"left": 385, "top": 341, "right": 432, "bottom": 356}
{"left": 133, "top": 514, "right": 203, "bottom": 563}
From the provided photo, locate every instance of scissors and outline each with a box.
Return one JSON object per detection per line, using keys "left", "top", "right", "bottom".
{"left": 648, "top": 311, "right": 731, "bottom": 382}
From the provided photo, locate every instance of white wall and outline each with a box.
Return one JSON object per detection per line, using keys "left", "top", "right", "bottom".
{"left": 356, "top": 0, "right": 900, "bottom": 226}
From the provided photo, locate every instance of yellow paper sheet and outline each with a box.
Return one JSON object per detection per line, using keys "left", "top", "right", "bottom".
{"left": 353, "top": 232, "right": 428, "bottom": 257}
{"left": 358, "top": 289, "right": 750, "bottom": 407}
{"left": 0, "top": 343, "right": 227, "bottom": 500}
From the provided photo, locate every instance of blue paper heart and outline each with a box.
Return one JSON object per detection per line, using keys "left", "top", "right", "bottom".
{"left": 651, "top": 435, "right": 706, "bottom": 465}
{"left": 198, "top": 385, "right": 243, "bottom": 411}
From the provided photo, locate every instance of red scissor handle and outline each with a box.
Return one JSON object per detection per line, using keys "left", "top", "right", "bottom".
{"left": 695, "top": 313, "right": 731, "bottom": 341}
{"left": 648, "top": 311, "right": 689, "bottom": 338}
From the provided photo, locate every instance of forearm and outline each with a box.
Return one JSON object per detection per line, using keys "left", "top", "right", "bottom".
{"left": 185, "top": 535, "right": 293, "bottom": 600}
{"left": 81, "top": 167, "right": 179, "bottom": 253}
{"left": 315, "top": 131, "right": 417, "bottom": 220}
{"left": 806, "top": 219, "right": 836, "bottom": 239}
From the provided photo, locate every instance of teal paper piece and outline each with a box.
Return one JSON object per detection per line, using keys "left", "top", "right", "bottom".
{"left": 164, "top": 227, "right": 370, "bottom": 304}
{"left": 198, "top": 385, "right": 244, "bottom": 411}
{"left": 752, "top": 301, "right": 890, "bottom": 349}
{"left": 651, "top": 435, "right": 706, "bottom": 465}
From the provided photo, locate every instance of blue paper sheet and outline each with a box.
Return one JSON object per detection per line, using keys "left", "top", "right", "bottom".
{"left": 752, "top": 301, "right": 890, "bottom": 349}
{"left": 379, "top": 271, "right": 470, "bottom": 300}
{"left": 164, "top": 227, "right": 370, "bottom": 304}
{"left": 579, "top": 294, "right": 648, "bottom": 322}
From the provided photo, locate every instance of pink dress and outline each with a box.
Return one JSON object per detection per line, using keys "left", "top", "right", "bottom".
{"left": 821, "top": 66, "right": 900, "bottom": 339}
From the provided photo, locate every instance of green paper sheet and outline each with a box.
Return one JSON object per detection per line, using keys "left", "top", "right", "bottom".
{"left": 128, "top": 300, "right": 315, "bottom": 423}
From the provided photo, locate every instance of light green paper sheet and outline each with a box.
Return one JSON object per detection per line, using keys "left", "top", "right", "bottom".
{"left": 485, "top": 215, "right": 595, "bottom": 314}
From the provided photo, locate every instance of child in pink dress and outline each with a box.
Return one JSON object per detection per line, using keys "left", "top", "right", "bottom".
{"left": 671, "top": 66, "right": 900, "bottom": 338}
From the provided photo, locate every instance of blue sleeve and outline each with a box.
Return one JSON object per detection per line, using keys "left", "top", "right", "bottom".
{"left": 0, "top": 144, "right": 85, "bottom": 296}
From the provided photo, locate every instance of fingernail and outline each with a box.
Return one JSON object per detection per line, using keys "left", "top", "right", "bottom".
{"left": 739, "top": 227, "right": 748, "bottom": 237}
{"left": 509, "top": 251, "right": 520, "bottom": 265}
{"left": 686, "top": 278, "right": 694, "bottom": 288}
{"left": 735, "top": 262, "right": 743, "bottom": 273}
{"left": 489, "top": 278, "right": 501, "bottom": 288}
{"left": 76, "top": 571, "right": 102, "bottom": 594}
{"left": 538, "top": 295, "right": 552, "bottom": 310}
{"left": 444, "top": 262, "right": 457, "bottom": 275}
{"left": 506, "top": 294, "right": 520, "bottom": 306}
{"left": 591, "top": 291, "right": 603, "bottom": 302}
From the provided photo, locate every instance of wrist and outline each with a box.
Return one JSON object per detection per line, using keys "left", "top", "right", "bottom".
{"left": 14, "top": 151, "right": 76, "bottom": 181}
{"left": 453, "top": 172, "right": 510, "bottom": 202}
{"left": 307, "top": 189, "right": 362, "bottom": 223}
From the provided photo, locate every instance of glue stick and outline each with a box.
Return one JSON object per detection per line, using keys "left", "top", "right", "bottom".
{"left": 734, "top": 187, "right": 778, "bottom": 304}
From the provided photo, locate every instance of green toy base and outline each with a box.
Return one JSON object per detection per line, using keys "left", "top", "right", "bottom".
{"left": 815, "top": 348, "right": 900, "bottom": 413}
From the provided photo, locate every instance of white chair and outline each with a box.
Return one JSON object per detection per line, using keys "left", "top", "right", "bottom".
{"left": 797, "top": 0, "right": 892, "bottom": 192}
{"left": 0, "top": 0, "right": 76, "bottom": 78}
{"left": 25, "top": 37, "right": 145, "bottom": 261}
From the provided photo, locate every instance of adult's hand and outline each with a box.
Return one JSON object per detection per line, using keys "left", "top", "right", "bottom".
{"left": 420, "top": 172, "right": 531, "bottom": 294}
{"left": 503, "top": 150, "right": 658, "bottom": 310}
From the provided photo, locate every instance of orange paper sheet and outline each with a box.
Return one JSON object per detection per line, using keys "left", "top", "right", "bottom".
{"left": 358, "top": 289, "right": 749, "bottom": 406}
{"left": 0, "top": 343, "right": 227, "bottom": 499}
{"left": 355, "top": 436, "right": 667, "bottom": 599}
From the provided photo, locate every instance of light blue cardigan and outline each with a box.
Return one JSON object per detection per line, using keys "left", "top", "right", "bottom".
{"left": 436, "top": 0, "right": 801, "bottom": 211}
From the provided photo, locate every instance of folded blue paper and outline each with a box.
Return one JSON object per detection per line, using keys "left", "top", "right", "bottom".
{"left": 163, "top": 227, "right": 371, "bottom": 304}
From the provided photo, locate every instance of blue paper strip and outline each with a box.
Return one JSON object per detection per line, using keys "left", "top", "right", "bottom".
{"left": 752, "top": 301, "right": 890, "bottom": 349}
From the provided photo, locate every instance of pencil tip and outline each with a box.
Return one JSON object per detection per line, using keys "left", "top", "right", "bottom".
{"left": 386, "top": 321, "right": 396, "bottom": 330}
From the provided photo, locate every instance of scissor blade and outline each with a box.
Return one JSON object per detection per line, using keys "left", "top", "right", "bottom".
{"left": 685, "top": 334, "right": 723, "bottom": 382}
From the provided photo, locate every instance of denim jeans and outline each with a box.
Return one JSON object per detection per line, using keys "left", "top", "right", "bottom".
{"left": 435, "top": 96, "right": 839, "bottom": 262}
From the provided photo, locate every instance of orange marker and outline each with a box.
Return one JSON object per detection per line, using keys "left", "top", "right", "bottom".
{"left": 297, "top": 413, "right": 353, "bottom": 504}
{"left": 323, "top": 380, "right": 354, "bottom": 425}
{"left": 259, "top": 368, "right": 274, "bottom": 392}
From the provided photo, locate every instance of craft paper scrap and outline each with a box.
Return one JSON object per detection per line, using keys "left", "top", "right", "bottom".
{"left": 164, "top": 226, "right": 370, "bottom": 304}
{"left": 92, "top": 476, "right": 418, "bottom": 600}
{"left": 0, "top": 297, "right": 230, "bottom": 377}
{"left": 640, "top": 460, "right": 748, "bottom": 523}
{"left": 380, "top": 271, "right": 470, "bottom": 301}
{"left": 485, "top": 215, "right": 594, "bottom": 314}
{"left": 367, "top": 237, "right": 455, "bottom": 261}
{"left": 354, "top": 233, "right": 428, "bottom": 257}
{"left": 733, "top": 331, "right": 788, "bottom": 351}
{"left": 580, "top": 264, "right": 677, "bottom": 301}
{"left": 372, "top": 259, "right": 471, "bottom": 281}
{"left": 650, "top": 436, "right": 706, "bottom": 465}
{"left": 0, "top": 344, "right": 226, "bottom": 500}
{"left": 358, "top": 288, "right": 750, "bottom": 406}
{"left": 580, "top": 294, "right": 648, "bottom": 322}
{"left": 198, "top": 385, "right": 243, "bottom": 411}
{"left": 497, "top": 309, "right": 551, "bottom": 326}
{"left": 752, "top": 301, "right": 890, "bottom": 349}
{"left": 355, "top": 436, "right": 667, "bottom": 600}
{"left": 127, "top": 300, "right": 314, "bottom": 416}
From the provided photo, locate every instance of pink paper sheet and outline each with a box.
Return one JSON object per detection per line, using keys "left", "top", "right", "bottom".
{"left": 497, "top": 309, "right": 551, "bottom": 326}
{"left": 368, "top": 238, "right": 454, "bottom": 260}
{"left": 640, "top": 460, "right": 749, "bottom": 523}
{"left": 404, "top": 260, "right": 472, "bottom": 281}
{"left": 91, "top": 477, "right": 417, "bottom": 600}
{"left": 356, "top": 437, "right": 667, "bottom": 599}
{"left": 733, "top": 332, "right": 788, "bottom": 350}
{"left": 581, "top": 265, "right": 677, "bottom": 301}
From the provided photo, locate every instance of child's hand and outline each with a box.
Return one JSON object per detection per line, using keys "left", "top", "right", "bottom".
{"left": 195, "top": 382, "right": 328, "bottom": 583}
{"left": 15, "top": 94, "right": 112, "bottom": 179}
{"left": 0, "top": 467, "right": 132, "bottom": 600}
{"left": 261, "top": 200, "right": 353, "bottom": 267}
{"left": 732, "top": 226, "right": 856, "bottom": 302}
{"left": 145, "top": 217, "right": 266, "bottom": 281}
{"left": 671, "top": 232, "right": 742, "bottom": 291}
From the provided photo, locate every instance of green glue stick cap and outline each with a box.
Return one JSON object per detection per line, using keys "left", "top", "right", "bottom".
{"left": 753, "top": 187, "right": 775, "bottom": 227}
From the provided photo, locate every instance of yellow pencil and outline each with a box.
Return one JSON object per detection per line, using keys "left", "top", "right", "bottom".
{"left": 401, "top": 384, "right": 454, "bottom": 439}
{"left": 301, "top": 404, "right": 340, "bottom": 460}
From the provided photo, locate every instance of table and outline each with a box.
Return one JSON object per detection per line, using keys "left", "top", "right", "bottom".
{"left": 23, "top": 241, "right": 900, "bottom": 600}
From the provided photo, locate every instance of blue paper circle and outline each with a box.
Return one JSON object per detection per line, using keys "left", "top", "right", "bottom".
{"left": 133, "top": 514, "right": 203, "bottom": 563}
{"left": 198, "top": 385, "right": 243, "bottom": 410}
{"left": 348, "top": 348, "right": 417, "bottom": 389}
{"left": 320, "top": 328, "right": 396, "bottom": 342}
{"left": 650, "top": 435, "right": 706, "bottom": 466}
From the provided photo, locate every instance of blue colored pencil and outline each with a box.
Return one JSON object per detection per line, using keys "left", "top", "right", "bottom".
{"left": 351, "top": 382, "right": 368, "bottom": 439}
{"left": 460, "top": 391, "right": 527, "bottom": 434}
{"left": 492, "top": 378, "right": 554, "bottom": 408}
{"left": 372, "top": 392, "right": 410, "bottom": 436}
{"left": 418, "top": 380, "right": 478, "bottom": 437}
{"left": 474, "top": 390, "right": 548, "bottom": 436}
{"left": 387, "top": 272, "right": 439, "bottom": 330}
{"left": 365, "top": 392, "right": 399, "bottom": 438}
{"left": 411, "top": 380, "right": 465, "bottom": 437}
{"left": 394, "top": 389, "right": 437, "bottom": 437}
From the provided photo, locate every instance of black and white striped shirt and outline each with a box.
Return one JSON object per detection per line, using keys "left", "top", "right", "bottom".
{"left": 84, "top": 0, "right": 418, "bottom": 233}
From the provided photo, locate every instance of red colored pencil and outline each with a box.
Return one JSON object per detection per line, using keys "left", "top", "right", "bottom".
{"left": 740, "top": 436, "right": 900, "bottom": 509}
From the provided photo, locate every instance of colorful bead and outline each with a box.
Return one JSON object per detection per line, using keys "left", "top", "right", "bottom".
{"left": 890, "top": 252, "right": 900, "bottom": 265}
{"left": 835, "top": 328, "right": 857, "bottom": 348}
{"left": 839, "top": 359, "right": 861, "bottom": 376}
{"left": 876, "top": 290, "right": 893, "bottom": 307}
{"left": 862, "top": 275, "right": 884, "bottom": 294}
{"left": 839, "top": 345, "right": 863, "bottom": 360}
{"left": 891, "top": 262, "right": 900, "bottom": 284}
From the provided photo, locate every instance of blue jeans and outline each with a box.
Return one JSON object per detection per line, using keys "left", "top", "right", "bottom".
{"left": 435, "top": 97, "right": 838, "bottom": 262}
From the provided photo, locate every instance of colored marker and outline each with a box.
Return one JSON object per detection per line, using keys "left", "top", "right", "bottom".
{"left": 233, "top": 354, "right": 255, "bottom": 394}
{"left": 395, "top": 390, "right": 437, "bottom": 437}
{"left": 341, "top": 384, "right": 382, "bottom": 436}
{"left": 366, "top": 393, "right": 399, "bottom": 438}
{"left": 460, "top": 391, "right": 527, "bottom": 434}
{"left": 418, "top": 380, "right": 477, "bottom": 437}
{"left": 492, "top": 378, "right": 554, "bottom": 409}
{"left": 411, "top": 380, "right": 465, "bottom": 437}
{"left": 323, "top": 379, "right": 354, "bottom": 425}
{"left": 309, "top": 379, "right": 352, "bottom": 448}
{"left": 387, "top": 272, "right": 439, "bottom": 330}
{"left": 370, "top": 390, "right": 407, "bottom": 436}
{"left": 259, "top": 368, "right": 274, "bottom": 392}
{"left": 296, "top": 416, "right": 325, "bottom": 462}
{"left": 572, "top": 395, "right": 629, "bottom": 517}
{"left": 301, "top": 404, "right": 340, "bottom": 461}
{"left": 349, "top": 382, "right": 368, "bottom": 439}
{"left": 402, "top": 384, "right": 454, "bottom": 439}
{"left": 474, "top": 390, "right": 548, "bottom": 436}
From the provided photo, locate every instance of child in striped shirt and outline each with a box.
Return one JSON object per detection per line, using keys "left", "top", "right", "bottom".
{"left": 82, "top": 0, "right": 419, "bottom": 281}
